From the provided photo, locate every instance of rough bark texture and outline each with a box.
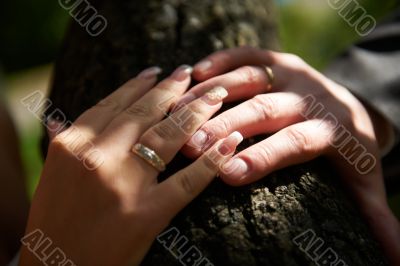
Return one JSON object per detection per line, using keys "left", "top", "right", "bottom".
{"left": 43, "top": 0, "right": 386, "bottom": 265}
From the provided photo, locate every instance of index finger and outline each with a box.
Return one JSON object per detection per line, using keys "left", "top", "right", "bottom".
{"left": 193, "top": 46, "right": 277, "bottom": 81}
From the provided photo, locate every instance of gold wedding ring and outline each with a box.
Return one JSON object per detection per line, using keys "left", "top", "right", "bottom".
{"left": 132, "top": 143, "right": 166, "bottom": 172}
{"left": 263, "top": 65, "right": 275, "bottom": 91}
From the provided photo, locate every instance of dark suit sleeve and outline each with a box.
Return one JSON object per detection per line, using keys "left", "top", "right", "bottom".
{"left": 324, "top": 9, "right": 400, "bottom": 194}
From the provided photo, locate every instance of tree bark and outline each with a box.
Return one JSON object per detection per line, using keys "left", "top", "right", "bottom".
{"left": 43, "top": 0, "right": 386, "bottom": 265}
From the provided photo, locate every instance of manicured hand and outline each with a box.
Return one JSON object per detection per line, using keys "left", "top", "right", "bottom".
{"left": 177, "top": 47, "right": 400, "bottom": 265}
{"left": 19, "top": 66, "right": 243, "bottom": 266}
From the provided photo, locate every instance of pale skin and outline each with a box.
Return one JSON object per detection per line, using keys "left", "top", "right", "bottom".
{"left": 176, "top": 47, "right": 400, "bottom": 265}
{"left": 19, "top": 65, "right": 243, "bottom": 266}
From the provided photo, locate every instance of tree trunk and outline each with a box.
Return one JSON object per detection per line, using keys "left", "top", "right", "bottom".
{"left": 43, "top": 0, "right": 386, "bottom": 265}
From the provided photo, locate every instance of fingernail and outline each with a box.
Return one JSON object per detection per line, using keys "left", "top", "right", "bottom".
{"left": 46, "top": 118, "right": 65, "bottom": 140}
{"left": 138, "top": 66, "right": 163, "bottom": 79}
{"left": 47, "top": 117, "right": 63, "bottom": 131}
{"left": 195, "top": 60, "right": 212, "bottom": 73}
{"left": 171, "top": 65, "right": 193, "bottom": 81}
{"left": 201, "top": 86, "right": 228, "bottom": 105}
{"left": 171, "top": 93, "right": 197, "bottom": 113}
{"left": 189, "top": 130, "right": 209, "bottom": 149}
{"left": 218, "top": 132, "right": 244, "bottom": 155}
{"left": 222, "top": 158, "right": 249, "bottom": 178}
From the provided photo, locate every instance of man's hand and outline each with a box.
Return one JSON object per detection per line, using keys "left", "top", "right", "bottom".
{"left": 176, "top": 47, "right": 400, "bottom": 265}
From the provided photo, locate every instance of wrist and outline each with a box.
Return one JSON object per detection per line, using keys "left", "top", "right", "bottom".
{"left": 363, "top": 100, "right": 396, "bottom": 156}
{"left": 346, "top": 88, "right": 396, "bottom": 156}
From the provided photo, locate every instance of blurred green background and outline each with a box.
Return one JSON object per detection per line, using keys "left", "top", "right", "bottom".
{"left": 0, "top": 0, "right": 399, "bottom": 213}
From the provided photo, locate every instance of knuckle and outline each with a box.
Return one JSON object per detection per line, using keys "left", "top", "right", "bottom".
{"left": 51, "top": 128, "right": 81, "bottom": 151}
{"left": 281, "top": 53, "right": 307, "bottom": 71}
{"left": 181, "top": 103, "right": 203, "bottom": 121}
{"left": 238, "top": 66, "right": 260, "bottom": 84}
{"left": 50, "top": 135, "right": 69, "bottom": 152}
{"left": 177, "top": 171, "right": 197, "bottom": 195}
{"left": 252, "top": 145, "right": 274, "bottom": 169}
{"left": 125, "top": 104, "right": 153, "bottom": 118}
{"left": 149, "top": 123, "right": 177, "bottom": 142}
{"left": 154, "top": 85, "right": 174, "bottom": 95}
{"left": 95, "top": 98, "right": 122, "bottom": 114}
{"left": 284, "top": 53, "right": 304, "bottom": 64}
{"left": 219, "top": 118, "right": 232, "bottom": 135}
{"left": 152, "top": 88, "right": 178, "bottom": 111}
{"left": 206, "top": 119, "right": 230, "bottom": 138}
{"left": 203, "top": 152, "right": 219, "bottom": 172}
{"left": 285, "top": 127, "right": 313, "bottom": 153}
{"left": 50, "top": 129, "right": 104, "bottom": 170}
{"left": 187, "top": 102, "right": 205, "bottom": 117}
{"left": 80, "top": 146, "right": 105, "bottom": 171}
{"left": 180, "top": 111, "right": 201, "bottom": 135}
{"left": 289, "top": 53, "right": 303, "bottom": 62}
{"left": 250, "top": 95, "right": 279, "bottom": 121}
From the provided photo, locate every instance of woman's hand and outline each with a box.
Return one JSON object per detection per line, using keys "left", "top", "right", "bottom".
{"left": 19, "top": 66, "right": 243, "bottom": 266}
{"left": 176, "top": 47, "right": 400, "bottom": 264}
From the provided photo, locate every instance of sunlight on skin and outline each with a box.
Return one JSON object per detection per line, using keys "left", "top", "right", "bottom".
{"left": 178, "top": 47, "right": 400, "bottom": 265}
{"left": 18, "top": 66, "right": 243, "bottom": 266}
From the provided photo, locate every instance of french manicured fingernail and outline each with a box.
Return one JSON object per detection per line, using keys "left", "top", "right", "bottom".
{"left": 201, "top": 86, "right": 228, "bottom": 105}
{"left": 222, "top": 158, "right": 249, "bottom": 178}
{"left": 171, "top": 65, "right": 193, "bottom": 81}
{"left": 189, "top": 130, "right": 209, "bottom": 149}
{"left": 171, "top": 93, "right": 197, "bottom": 113}
{"left": 195, "top": 60, "right": 212, "bottom": 73}
{"left": 218, "top": 131, "right": 244, "bottom": 155}
{"left": 138, "top": 66, "right": 162, "bottom": 79}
